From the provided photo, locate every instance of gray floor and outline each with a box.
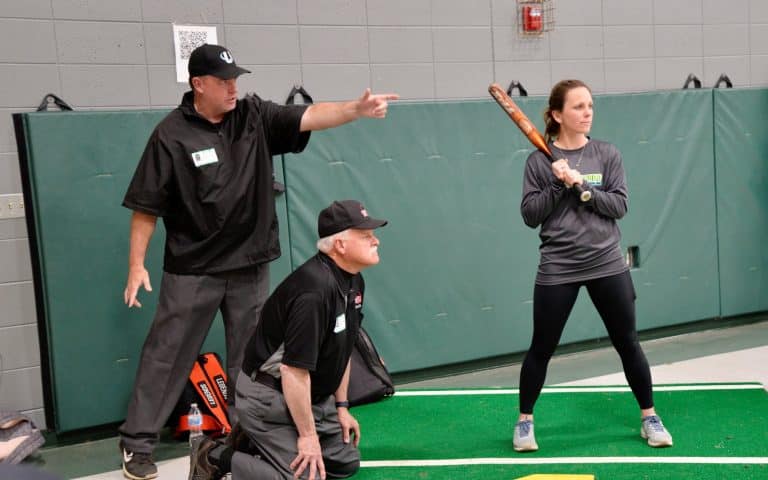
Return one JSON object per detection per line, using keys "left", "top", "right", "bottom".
{"left": 28, "top": 318, "right": 768, "bottom": 479}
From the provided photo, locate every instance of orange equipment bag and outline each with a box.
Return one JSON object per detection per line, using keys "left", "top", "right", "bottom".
{"left": 173, "top": 352, "right": 232, "bottom": 438}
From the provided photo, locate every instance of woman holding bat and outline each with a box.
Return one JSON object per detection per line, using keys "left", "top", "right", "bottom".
{"left": 513, "top": 79, "right": 673, "bottom": 452}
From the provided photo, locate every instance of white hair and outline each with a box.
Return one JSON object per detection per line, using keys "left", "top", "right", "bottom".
{"left": 316, "top": 229, "right": 349, "bottom": 254}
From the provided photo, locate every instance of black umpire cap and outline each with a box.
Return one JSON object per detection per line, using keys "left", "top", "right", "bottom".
{"left": 318, "top": 200, "right": 388, "bottom": 238}
{"left": 188, "top": 44, "right": 250, "bottom": 79}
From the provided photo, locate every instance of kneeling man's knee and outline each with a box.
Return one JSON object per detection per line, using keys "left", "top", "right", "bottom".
{"left": 327, "top": 448, "right": 360, "bottom": 478}
{"left": 332, "top": 458, "right": 360, "bottom": 478}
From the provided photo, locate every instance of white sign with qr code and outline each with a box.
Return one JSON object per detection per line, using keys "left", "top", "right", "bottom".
{"left": 173, "top": 24, "right": 218, "bottom": 83}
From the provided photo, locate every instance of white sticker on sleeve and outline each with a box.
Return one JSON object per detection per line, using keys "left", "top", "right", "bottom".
{"left": 333, "top": 313, "right": 346, "bottom": 333}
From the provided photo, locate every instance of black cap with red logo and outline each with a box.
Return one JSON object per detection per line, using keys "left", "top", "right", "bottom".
{"left": 317, "top": 200, "right": 388, "bottom": 238}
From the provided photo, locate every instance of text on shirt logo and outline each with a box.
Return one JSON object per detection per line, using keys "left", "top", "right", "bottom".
{"left": 582, "top": 173, "right": 602, "bottom": 186}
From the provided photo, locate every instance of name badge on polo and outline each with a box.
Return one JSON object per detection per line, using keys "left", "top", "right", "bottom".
{"left": 334, "top": 313, "right": 346, "bottom": 333}
{"left": 191, "top": 148, "right": 218, "bottom": 167}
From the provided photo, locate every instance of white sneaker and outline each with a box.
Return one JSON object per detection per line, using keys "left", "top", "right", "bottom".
{"left": 513, "top": 420, "right": 539, "bottom": 452}
{"left": 641, "top": 415, "right": 673, "bottom": 447}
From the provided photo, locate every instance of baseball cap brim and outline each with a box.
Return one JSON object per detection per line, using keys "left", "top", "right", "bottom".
{"left": 354, "top": 217, "right": 388, "bottom": 230}
{"left": 209, "top": 65, "right": 251, "bottom": 80}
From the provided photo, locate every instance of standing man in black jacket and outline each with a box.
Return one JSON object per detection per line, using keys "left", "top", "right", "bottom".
{"left": 119, "top": 43, "right": 397, "bottom": 480}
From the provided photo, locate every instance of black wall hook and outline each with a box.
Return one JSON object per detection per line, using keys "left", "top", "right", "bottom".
{"left": 36, "top": 93, "right": 73, "bottom": 111}
{"left": 714, "top": 74, "right": 733, "bottom": 88}
{"left": 682, "top": 74, "right": 702, "bottom": 89}
{"left": 506, "top": 80, "right": 528, "bottom": 97}
{"left": 285, "top": 85, "right": 313, "bottom": 105}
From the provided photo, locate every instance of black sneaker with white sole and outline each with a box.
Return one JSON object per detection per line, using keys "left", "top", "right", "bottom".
{"left": 120, "top": 443, "right": 158, "bottom": 480}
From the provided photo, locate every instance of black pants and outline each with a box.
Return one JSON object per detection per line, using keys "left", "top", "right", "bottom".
{"left": 519, "top": 270, "right": 653, "bottom": 414}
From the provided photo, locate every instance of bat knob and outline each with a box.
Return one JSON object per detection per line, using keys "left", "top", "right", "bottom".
{"left": 579, "top": 189, "right": 592, "bottom": 202}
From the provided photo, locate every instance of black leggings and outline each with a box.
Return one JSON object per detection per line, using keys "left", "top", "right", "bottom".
{"left": 519, "top": 270, "right": 653, "bottom": 414}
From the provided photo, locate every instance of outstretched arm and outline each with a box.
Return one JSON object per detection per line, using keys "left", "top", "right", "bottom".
{"left": 300, "top": 88, "right": 399, "bottom": 132}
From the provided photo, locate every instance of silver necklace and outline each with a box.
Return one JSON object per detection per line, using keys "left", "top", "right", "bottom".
{"left": 553, "top": 140, "right": 588, "bottom": 167}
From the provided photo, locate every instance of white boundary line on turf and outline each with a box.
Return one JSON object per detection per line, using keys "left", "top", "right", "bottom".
{"left": 361, "top": 456, "right": 768, "bottom": 467}
{"left": 394, "top": 384, "right": 765, "bottom": 396}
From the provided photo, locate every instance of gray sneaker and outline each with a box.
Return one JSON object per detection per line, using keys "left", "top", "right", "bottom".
{"left": 641, "top": 415, "right": 673, "bottom": 447}
{"left": 513, "top": 420, "right": 539, "bottom": 452}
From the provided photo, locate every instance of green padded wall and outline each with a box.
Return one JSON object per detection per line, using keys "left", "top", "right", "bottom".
{"left": 594, "top": 90, "right": 720, "bottom": 331}
{"left": 714, "top": 89, "right": 768, "bottom": 316}
{"left": 283, "top": 90, "right": 721, "bottom": 373}
{"left": 14, "top": 111, "right": 292, "bottom": 432}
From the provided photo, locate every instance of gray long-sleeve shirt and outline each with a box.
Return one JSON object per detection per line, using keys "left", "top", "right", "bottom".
{"left": 521, "top": 139, "right": 629, "bottom": 285}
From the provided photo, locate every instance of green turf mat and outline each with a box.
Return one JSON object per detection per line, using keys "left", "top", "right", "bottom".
{"left": 354, "top": 463, "right": 767, "bottom": 480}
{"left": 352, "top": 386, "right": 768, "bottom": 464}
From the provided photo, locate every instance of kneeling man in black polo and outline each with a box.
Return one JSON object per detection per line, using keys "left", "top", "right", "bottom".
{"left": 189, "top": 199, "right": 387, "bottom": 480}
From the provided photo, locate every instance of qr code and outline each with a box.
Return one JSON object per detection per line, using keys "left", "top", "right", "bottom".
{"left": 178, "top": 30, "right": 209, "bottom": 59}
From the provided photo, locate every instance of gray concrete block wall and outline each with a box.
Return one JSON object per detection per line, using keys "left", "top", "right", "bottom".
{"left": 1, "top": 0, "right": 767, "bottom": 430}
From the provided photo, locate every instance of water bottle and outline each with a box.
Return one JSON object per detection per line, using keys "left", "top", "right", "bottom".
{"left": 188, "top": 403, "right": 203, "bottom": 447}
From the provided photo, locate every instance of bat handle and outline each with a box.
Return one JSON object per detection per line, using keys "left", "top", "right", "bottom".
{"left": 549, "top": 152, "right": 592, "bottom": 202}
{"left": 573, "top": 183, "right": 592, "bottom": 202}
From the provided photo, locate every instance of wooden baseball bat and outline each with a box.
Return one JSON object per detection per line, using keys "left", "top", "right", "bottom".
{"left": 488, "top": 83, "right": 591, "bottom": 202}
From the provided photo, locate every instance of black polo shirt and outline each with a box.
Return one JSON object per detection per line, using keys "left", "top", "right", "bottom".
{"left": 123, "top": 91, "right": 310, "bottom": 274}
{"left": 242, "top": 252, "right": 365, "bottom": 400}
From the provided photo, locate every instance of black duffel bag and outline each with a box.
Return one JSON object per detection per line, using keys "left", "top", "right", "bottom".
{"left": 348, "top": 327, "right": 395, "bottom": 406}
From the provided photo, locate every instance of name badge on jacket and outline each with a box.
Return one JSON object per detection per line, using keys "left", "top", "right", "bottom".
{"left": 191, "top": 148, "right": 218, "bottom": 167}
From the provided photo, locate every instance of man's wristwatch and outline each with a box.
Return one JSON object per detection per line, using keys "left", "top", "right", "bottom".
{"left": 335, "top": 401, "right": 350, "bottom": 409}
